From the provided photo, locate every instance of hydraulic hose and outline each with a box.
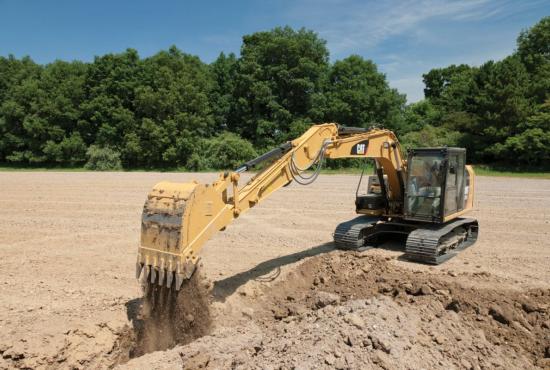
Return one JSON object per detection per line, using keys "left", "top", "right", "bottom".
{"left": 289, "top": 140, "right": 330, "bottom": 185}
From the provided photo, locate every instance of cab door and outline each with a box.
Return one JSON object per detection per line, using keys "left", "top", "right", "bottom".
{"left": 404, "top": 150, "right": 445, "bottom": 222}
{"left": 444, "top": 154, "right": 459, "bottom": 216}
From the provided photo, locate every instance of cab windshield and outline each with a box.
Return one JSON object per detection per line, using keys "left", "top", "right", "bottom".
{"left": 406, "top": 154, "right": 444, "bottom": 218}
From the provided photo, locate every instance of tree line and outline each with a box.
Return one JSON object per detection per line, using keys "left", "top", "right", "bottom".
{"left": 404, "top": 17, "right": 549, "bottom": 166}
{"left": 0, "top": 17, "right": 548, "bottom": 170}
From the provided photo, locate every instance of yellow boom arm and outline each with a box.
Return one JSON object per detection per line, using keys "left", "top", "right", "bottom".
{"left": 137, "top": 123, "right": 406, "bottom": 289}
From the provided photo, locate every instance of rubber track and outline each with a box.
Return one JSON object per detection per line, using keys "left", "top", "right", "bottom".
{"left": 404, "top": 217, "right": 479, "bottom": 265}
{"left": 333, "top": 216, "right": 381, "bottom": 250}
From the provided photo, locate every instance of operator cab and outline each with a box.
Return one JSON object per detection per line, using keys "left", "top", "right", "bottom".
{"left": 338, "top": 145, "right": 477, "bottom": 264}
{"left": 404, "top": 147, "right": 468, "bottom": 223}
{"left": 355, "top": 147, "right": 470, "bottom": 223}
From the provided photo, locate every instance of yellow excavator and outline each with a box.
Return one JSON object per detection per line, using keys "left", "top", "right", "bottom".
{"left": 136, "top": 123, "right": 478, "bottom": 290}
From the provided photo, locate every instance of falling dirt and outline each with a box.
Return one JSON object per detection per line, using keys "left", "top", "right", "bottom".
{"left": 113, "top": 269, "right": 211, "bottom": 364}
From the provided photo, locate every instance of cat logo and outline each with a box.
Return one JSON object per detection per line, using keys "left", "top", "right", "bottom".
{"left": 351, "top": 140, "right": 369, "bottom": 155}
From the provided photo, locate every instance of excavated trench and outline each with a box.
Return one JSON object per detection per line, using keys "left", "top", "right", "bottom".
{"left": 112, "top": 269, "right": 212, "bottom": 366}
{"left": 110, "top": 252, "right": 549, "bottom": 369}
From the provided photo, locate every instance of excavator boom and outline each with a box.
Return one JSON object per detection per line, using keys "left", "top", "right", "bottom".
{"left": 137, "top": 123, "right": 406, "bottom": 289}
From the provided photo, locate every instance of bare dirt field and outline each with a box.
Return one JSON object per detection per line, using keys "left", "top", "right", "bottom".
{"left": 0, "top": 172, "right": 549, "bottom": 369}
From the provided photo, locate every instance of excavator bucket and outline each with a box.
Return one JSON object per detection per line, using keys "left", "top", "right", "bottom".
{"left": 136, "top": 176, "right": 235, "bottom": 290}
{"left": 137, "top": 181, "right": 199, "bottom": 290}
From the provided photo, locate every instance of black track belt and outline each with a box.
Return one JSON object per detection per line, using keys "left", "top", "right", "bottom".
{"left": 404, "top": 217, "right": 479, "bottom": 264}
{"left": 333, "top": 215, "right": 381, "bottom": 250}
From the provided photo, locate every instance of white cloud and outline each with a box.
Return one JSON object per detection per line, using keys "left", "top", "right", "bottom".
{"left": 287, "top": 0, "right": 500, "bottom": 54}
{"left": 285, "top": 0, "right": 544, "bottom": 57}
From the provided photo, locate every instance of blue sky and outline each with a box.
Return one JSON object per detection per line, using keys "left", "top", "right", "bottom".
{"left": 0, "top": 0, "right": 548, "bottom": 102}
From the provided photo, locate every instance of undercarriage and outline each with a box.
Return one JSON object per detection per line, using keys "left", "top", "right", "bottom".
{"left": 333, "top": 216, "right": 479, "bottom": 264}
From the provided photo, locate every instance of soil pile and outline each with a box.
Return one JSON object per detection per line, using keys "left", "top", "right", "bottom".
{"left": 121, "top": 252, "right": 550, "bottom": 369}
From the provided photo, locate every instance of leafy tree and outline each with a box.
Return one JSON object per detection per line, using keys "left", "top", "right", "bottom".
{"left": 131, "top": 47, "right": 216, "bottom": 168}
{"left": 487, "top": 99, "right": 550, "bottom": 165}
{"left": 402, "top": 100, "right": 442, "bottom": 133}
{"left": 517, "top": 16, "right": 550, "bottom": 105}
{"left": 77, "top": 47, "right": 216, "bottom": 168}
{"left": 489, "top": 128, "right": 550, "bottom": 166}
{"left": 84, "top": 145, "right": 122, "bottom": 171}
{"left": 202, "top": 132, "right": 258, "bottom": 170}
{"left": 412, "top": 17, "right": 550, "bottom": 166}
{"left": 210, "top": 52, "right": 238, "bottom": 130}
{"left": 79, "top": 49, "right": 142, "bottom": 158}
{"left": 0, "top": 59, "right": 87, "bottom": 163}
{"left": 517, "top": 16, "right": 550, "bottom": 73}
{"left": 522, "top": 99, "right": 550, "bottom": 131}
{"left": 470, "top": 56, "right": 533, "bottom": 161}
{"left": 324, "top": 55, "right": 405, "bottom": 131}
{"left": 423, "top": 64, "right": 474, "bottom": 108}
{"left": 400, "top": 125, "right": 463, "bottom": 152}
{"left": 231, "top": 27, "right": 330, "bottom": 149}
{"left": 43, "top": 132, "right": 87, "bottom": 163}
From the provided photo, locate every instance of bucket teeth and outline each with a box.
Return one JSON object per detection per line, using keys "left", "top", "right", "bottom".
{"left": 158, "top": 268, "right": 165, "bottom": 286}
{"left": 150, "top": 266, "right": 157, "bottom": 284}
{"left": 166, "top": 271, "right": 174, "bottom": 288}
{"left": 175, "top": 273, "right": 185, "bottom": 291}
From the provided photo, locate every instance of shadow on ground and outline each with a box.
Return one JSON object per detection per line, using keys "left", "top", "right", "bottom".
{"left": 211, "top": 236, "right": 424, "bottom": 301}
{"left": 212, "top": 242, "right": 335, "bottom": 301}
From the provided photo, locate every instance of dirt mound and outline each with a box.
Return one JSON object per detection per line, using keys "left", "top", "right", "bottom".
{"left": 114, "top": 269, "right": 212, "bottom": 364}
{"left": 259, "top": 252, "right": 550, "bottom": 369}
{"left": 121, "top": 252, "right": 550, "bottom": 369}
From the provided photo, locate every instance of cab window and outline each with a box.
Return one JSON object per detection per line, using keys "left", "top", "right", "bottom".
{"left": 406, "top": 154, "right": 444, "bottom": 218}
